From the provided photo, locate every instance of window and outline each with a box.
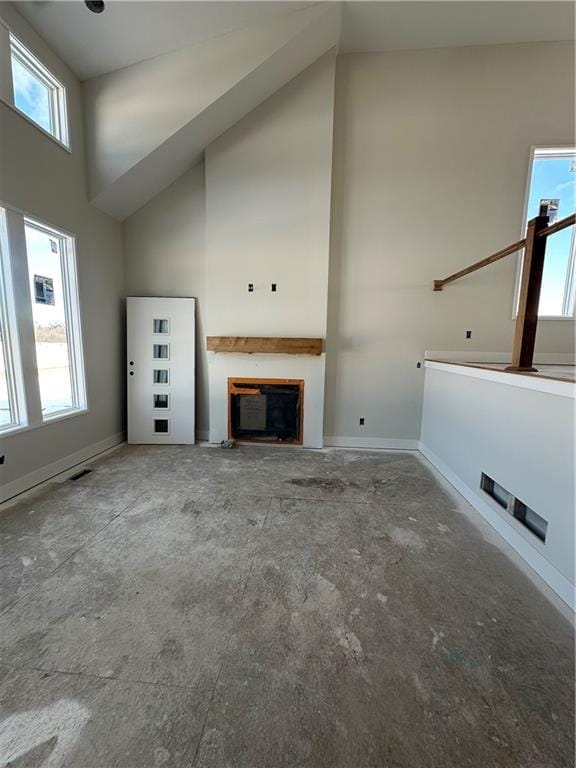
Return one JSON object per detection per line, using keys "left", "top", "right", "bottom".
{"left": 153, "top": 394, "right": 169, "bottom": 409}
{"left": 0, "top": 204, "right": 86, "bottom": 435}
{"left": 24, "top": 219, "right": 84, "bottom": 418}
{"left": 153, "top": 319, "right": 169, "bottom": 334}
{"left": 516, "top": 147, "right": 576, "bottom": 317}
{"left": 153, "top": 344, "right": 169, "bottom": 359}
{"left": 9, "top": 34, "right": 69, "bottom": 147}
{"left": 153, "top": 369, "right": 169, "bottom": 384}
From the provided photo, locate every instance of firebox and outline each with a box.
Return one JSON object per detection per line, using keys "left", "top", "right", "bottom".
{"left": 228, "top": 378, "right": 304, "bottom": 444}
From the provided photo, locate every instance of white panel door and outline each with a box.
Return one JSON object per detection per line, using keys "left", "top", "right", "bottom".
{"left": 127, "top": 297, "right": 195, "bottom": 444}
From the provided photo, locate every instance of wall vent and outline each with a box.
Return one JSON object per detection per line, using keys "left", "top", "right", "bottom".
{"left": 513, "top": 499, "right": 548, "bottom": 542}
{"left": 480, "top": 473, "right": 511, "bottom": 509}
{"left": 480, "top": 473, "right": 547, "bottom": 543}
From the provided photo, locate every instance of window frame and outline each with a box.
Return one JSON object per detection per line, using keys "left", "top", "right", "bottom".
{"left": 23, "top": 216, "right": 87, "bottom": 421}
{"left": 2, "top": 27, "right": 70, "bottom": 151}
{"left": 513, "top": 146, "right": 576, "bottom": 320}
{"left": 0, "top": 209, "right": 25, "bottom": 432}
{"left": 0, "top": 201, "right": 87, "bottom": 437}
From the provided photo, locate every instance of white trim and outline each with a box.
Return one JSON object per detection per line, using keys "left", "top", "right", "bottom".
{"left": 533, "top": 146, "right": 576, "bottom": 157}
{"left": 425, "top": 350, "right": 575, "bottom": 364}
{"left": 424, "top": 360, "right": 575, "bottom": 399}
{"left": 0, "top": 205, "right": 89, "bottom": 438}
{"left": 0, "top": 432, "right": 125, "bottom": 504}
{"left": 1, "top": 99, "right": 72, "bottom": 153}
{"left": 0, "top": 208, "right": 25, "bottom": 431}
{"left": 323, "top": 436, "right": 419, "bottom": 450}
{"left": 0, "top": 199, "right": 75, "bottom": 238}
{"left": 3, "top": 207, "right": 43, "bottom": 427}
{"left": 1, "top": 405, "right": 88, "bottom": 437}
{"left": 512, "top": 144, "right": 537, "bottom": 318}
{"left": 24, "top": 216, "right": 88, "bottom": 417}
{"left": 0, "top": 24, "right": 13, "bottom": 116}
{"left": 8, "top": 31, "right": 70, "bottom": 150}
{"left": 419, "top": 442, "right": 575, "bottom": 611}
{"left": 563, "top": 222, "right": 576, "bottom": 315}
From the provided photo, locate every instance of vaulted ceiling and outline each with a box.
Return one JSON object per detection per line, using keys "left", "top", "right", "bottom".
{"left": 14, "top": 1, "right": 575, "bottom": 81}
{"left": 83, "top": 4, "right": 341, "bottom": 219}
{"left": 10, "top": 1, "right": 575, "bottom": 221}
{"left": 14, "top": 1, "right": 315, "bottom": 79}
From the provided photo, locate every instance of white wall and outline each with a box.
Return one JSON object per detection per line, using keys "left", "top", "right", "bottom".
{"left": 123, "top": 55, "right": 337, "bottom": 445}
{"left": 123, "top": 164, "right": 208, "bottom": 438}
{"left": 420, "top": 362, "right": 575, "bottom": 607}
{"left": 204, "top": 52, "right": 336, "bottom": 446}
{"left": 123, "top": 41, "right": 574, "bottom": 450}
{"left": 204, "top": 52, "right": 335, "bottom": 340}
{"left": 0, "top": 5, "right": 124, "bottom": 496}
{"left": 325, "top": 42, "right": 575, "bottom": 445}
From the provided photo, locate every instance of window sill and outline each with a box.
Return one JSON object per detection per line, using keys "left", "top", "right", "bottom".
{"left": 1, "top": 98, "right": 71, "bottom": 153}
{"left": 43, "top": 406, "right": 88, "bottom": 424}
{"left": 0, "top": 406, "right": 88, "bottom": 438}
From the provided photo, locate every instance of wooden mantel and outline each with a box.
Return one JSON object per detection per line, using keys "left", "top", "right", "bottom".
{"left": 206, "top": 336, "right": 324, "bottom": 356}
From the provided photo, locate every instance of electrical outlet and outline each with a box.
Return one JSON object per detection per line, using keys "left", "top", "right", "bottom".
{"left": 359, "top": 417, "right": 365, "bottom": 426}
{"left": 271, "top": 283, "right": 277, "bottom": 292}
{"left": 248, "top": 283, "right": 254, "bottom": 292}
{"left": 466, "top": 330, "right": 472, "bottom": 339}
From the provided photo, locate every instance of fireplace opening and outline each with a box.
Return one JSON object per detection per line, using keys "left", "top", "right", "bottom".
{"left": 228, "top": 378, "right": 304, "bottom": 444}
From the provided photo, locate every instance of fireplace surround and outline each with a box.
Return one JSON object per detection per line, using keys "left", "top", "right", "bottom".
{"left": 228, "top": 378, "right": 304, "bottom": 444}
{"left": 207, "top": 337, "right": 326, "bottom": 448}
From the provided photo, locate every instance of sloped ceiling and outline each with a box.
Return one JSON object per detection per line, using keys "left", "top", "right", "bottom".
{"left": 13, "top": 1, "right": 316, "bottom": 80}
{"left": 84, "top": 4, "right": 341, "bottom": 219}
{"left": 11, "top": 1, "right": 575, "bottom": 220}
{"left": 15, "top": 1, "right": 575, "bottom": 80}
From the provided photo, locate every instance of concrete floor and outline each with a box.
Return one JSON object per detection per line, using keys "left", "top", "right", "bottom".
{"left": 0, "top": 445, "right": 573, "bottom": 767}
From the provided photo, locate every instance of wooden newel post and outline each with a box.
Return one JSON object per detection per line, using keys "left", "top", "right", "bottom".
{"left": 506, "top": 212, "right": 549, "bottom": 372}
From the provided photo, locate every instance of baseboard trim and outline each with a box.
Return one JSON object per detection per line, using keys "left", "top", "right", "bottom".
{"left": 419, "top": 442, "right": 574, "bottom": 611}
{"left": 323, "top": 436, "right": 419, "bottom": 450}
{"left": 0, "top": 432, "right": 126, "bottom": 504}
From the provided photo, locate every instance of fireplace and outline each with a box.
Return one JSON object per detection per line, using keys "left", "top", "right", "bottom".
{"left": 207, "top": 338, "right": 324, "bottom": 447}
{"left": 228, "top": 378, "right": 304, "bottom": 444}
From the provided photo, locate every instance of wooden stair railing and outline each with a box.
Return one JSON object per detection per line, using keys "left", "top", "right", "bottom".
{"left": 433, "top": 208, "right": 576, "bottom": 372}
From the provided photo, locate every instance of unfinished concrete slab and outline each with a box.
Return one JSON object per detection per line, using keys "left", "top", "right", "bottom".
{"left": 0, "top": 446, "right": 573, "bottom": 767}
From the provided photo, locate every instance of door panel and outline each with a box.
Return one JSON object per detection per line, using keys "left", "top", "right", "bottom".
{"left": 127, "top": 297, "right": 195, "bottom": 444}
